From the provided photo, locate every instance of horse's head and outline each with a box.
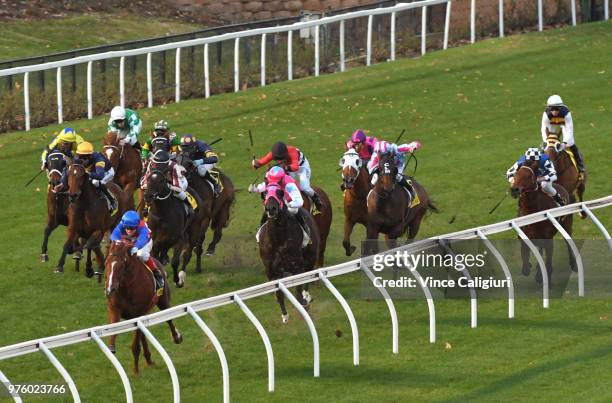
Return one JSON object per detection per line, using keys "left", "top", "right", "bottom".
{"left": 377, "top": 152, "right": 397, "bottom": 195}
{"left": 103, "top": 132, "right": 122, "bottom": 170}
{"left": 264, "top": 184, "right": 285, "bottom": 219}
{"left": 151, "top": 137, "right": 171, "bottom": 154}
{"left": 105, "top": 240, "right": 135, "bottom": 297}
{"left": 511, "top": 158, "right": 538, "bottom": 198}
{"left": 46, "top": 150, "right": 67, "bottom": 187}
{"left": 339, "top": 149, "right": 363, "bottom": 189}
{"left": 67, "top": 161, "right": 88, "bottom": 202}
{"left": 144, "top": 170, "right": 170, "bottom": 203}
{"left": 544, "top": 133, "right": 563, "bottom": 157}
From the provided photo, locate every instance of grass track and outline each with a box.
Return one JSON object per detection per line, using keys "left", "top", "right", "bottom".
{"left": 0, "top": 21, "right": 611, "bottom": 402}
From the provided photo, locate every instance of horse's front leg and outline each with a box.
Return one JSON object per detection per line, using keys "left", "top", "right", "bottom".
{"left": 41, "top": 219, "right": 60, "bottom": 262}
{"left": 275, "top": 290, "right": 289, "bottom": 323}
{"left": 171, "top": 245, "right": 184, "bottom": 288}
{"left": 55, "top": 237, "right": 76, "bottom": 273}
{"left": 343, "top": 217, "right": 357, "bottom": 256}
{"left": 107, "top": 304, "right": 121, "bottom": 354}
{"left": 520, "top": 239, "right": 532, "bottom": 277}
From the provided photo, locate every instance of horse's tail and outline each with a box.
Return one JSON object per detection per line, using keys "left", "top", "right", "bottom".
{"left": 427, "top": 199, "right": 439, "bottom": 214}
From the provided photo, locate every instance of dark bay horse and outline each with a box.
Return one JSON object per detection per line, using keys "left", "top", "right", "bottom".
{"left": 545, "top": 132, "right": 587, "bottom": 217}
{"left": 103, "top": 131, "right": 142, "bottom": 202}
{"left": 258, "top": 184, "right": 320, "bottom": 323}
{"left": 366, "top": 153, "right": 437, "bottom": 245}
{"left": 339, "top": 149, "right": 370, "bottom": 256}
{"left": 55, "top": 161, "right": 129, "bottom": 276}
{"left": 105, "top": 240, "right": 182, "bottom": 374}
{"left": 300, "top": 186, "right": 331, "bottom": 268}
{"left": 511, "top": 158, "right": 575, "bottom": 284}
{"left": 41, "top": 151, "right": 70, "bottom": 263}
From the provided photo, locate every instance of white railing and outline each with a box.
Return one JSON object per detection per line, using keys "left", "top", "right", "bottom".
{"left": 1, "top": 195, "right": 610, "bottom": 402}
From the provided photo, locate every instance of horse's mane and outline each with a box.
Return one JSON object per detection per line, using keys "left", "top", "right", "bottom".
{"left": 103, "top": 131, "right": 119, "bottom": 146}
{"left": 109, "top": 239, "right": 133, "bottom": 256}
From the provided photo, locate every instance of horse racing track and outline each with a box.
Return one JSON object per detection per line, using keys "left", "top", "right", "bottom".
{"left": 1, "top": 19, "right": 612, "bottom": 403}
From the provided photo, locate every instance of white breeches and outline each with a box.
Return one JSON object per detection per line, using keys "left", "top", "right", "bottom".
{"left": 197, "top": 163, "right": 215, "bottom": 177}
{"left": 136, "top": 240, "right": 153, "bottom": 262}
{"left": 288, "top": 158, "right": 314, "bottom": 196}
{"left": 540, "top": 180, "right": 557, "bottom": 196}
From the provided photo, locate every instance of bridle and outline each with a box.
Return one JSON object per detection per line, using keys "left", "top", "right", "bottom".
{"left": 339, "top": 150, "right": 363, "bottom": 186}
{"left": 517, "top": 165, "right": 539, "bottom": 192}
{"left": 146, "top": 170, "right": 172, "bottom": 200}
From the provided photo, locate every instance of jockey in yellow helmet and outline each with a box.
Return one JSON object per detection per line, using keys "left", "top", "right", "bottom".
{"left": 40, "top": 127, "right": 85, "bottom": 170}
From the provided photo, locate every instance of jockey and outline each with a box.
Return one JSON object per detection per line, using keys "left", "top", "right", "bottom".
{"left": 107, "top": 106, "right": 143, "bottom": 151}
{"left": 252, "top": 141, "right": 323, "bottom": 211}
{"left": 507, "top": 147, "right": 565, "bottom": 206}
{"left": 367, "top": 139, "right": 422, "bottom": 188}
{"left": 140, "top": 149, "right": 192, "bottom": 214}
{"left": 56, "top": 142, "right": 117, "bottom": 211}
{"left": 178, "top": 134, "right": 221, "bottom": 196}
{"left": 541, "top": 94, "right": 585, "bottom": 176}
{"left": 248, "top": 166, "right": 310, "bottom": 237}
{"left": 345, "top": 129, "right": 378, "bottom": 160}
{"left": 110, "top": 210, "right": 164, "bottom": 291}
{"left": 141, "top": 120, "right": 180, "bottom": 161}
{"left": 40, "top": 127, "right": 84, "bottom": 170}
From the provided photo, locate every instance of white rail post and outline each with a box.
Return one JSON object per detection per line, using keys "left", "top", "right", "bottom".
{"left": 367, "top": 14, "right": 373, "bottom": 66}
{"left": 39, "top": 341, "right": 80, "bottom": 403}
{"left": 23, "top": 72, "right": 30, "bottom": 131}
{"left": 438, "top": 240, "right": 478, "bottom": 328}
{"left": 511, "top": 221, "right": 550, "bottom": 308}
{"left": 86, "top": 61, "right": 93, "bottom": 119}
{"left": 499, "top": 0, "right": 505, "bottom": 37}
{"left": 187, "top": 306, "right": 230, "bottom": 403}
{"left": 233, "top": 294, "right": 274, "bottom": 392}
{"left": 204, "top": 44, "right": 210, "bottom": 98}
{"left": 261, "top": 34, "right": 266, "bottom": 87}
{"left": 421, "top": 5, "right": 428, "bottom": 56}
{"left": 278, "top": 282, "right": 320, "bottom": 376}
{"left": 234, "top": 38, "right": 240, "bottom": 92}
{"left": 339, "top": 19, "right": 346, "bottom": 71}
{"left": 287, "top": 30, "right": 293, "bottom": 80}
{"left": 477, "top": 230, "right": 515, "bottom": 318}
{"left": 571, "top": 0, "right": 576, "bottom": 26}
{"left": 545, "top": 212, "right": 584, "bottom": 296}
{"left": 119, "top": 56, "right": 125, "bottom": 108}
{"left": 90, "top": 331, "right": 133, "bottom": 403}
{"left": 175, "top": 48, "right": 181, "bottom": 102}
{"left": 581, "top": 204, "right": 612, "bottom": 253}
{"left": 314, "top": 25, "right": 320, "bottom": 77}
{"left": 56, "top": 67, "right": 63, "bottom": 124}
{"left": 136, "top": 321, "right": 180, "bottom": 403}
{"left": 470, "top": 0, "right": 476, "bottom": 43}
{"left": 407, "top": 266, "right": 437, "bottom": 343}
{"left": 361, "top": 265, "right": 399, "bottom": 353}
{"left": 0, "top": 370, "right": 23, "bottom": 403}
{"left": 538, "top": 0, "right": 543, "bottom": 31}
{"left": 443, "top": 0, "right": 452, "bottom": 50}
{"left": 390, "top": 12, "right": 396, "bottom": 61}
{"left": 606, "top": 0, "right": 609, "bottom": 20}
{"left": 318, "top": 272, "right": 359, "bottom": 366}
{"left": 146, "top": 53, "right": 153, "bottom": 108}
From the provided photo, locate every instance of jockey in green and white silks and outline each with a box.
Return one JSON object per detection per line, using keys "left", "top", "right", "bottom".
{"left": 107, "top": 106, "right": 143, "bottom": 148}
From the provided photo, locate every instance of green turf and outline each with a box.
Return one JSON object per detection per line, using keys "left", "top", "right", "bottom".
{"left": 0, "top": 20, "right": 611, "bottom": 403}
{"left": 0, "top": 14, "right": 202, "bottom": 61}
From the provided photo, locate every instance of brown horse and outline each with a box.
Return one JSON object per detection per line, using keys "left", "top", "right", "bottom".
{"left": 301, "top": 186, "right": 331, "bottom": 268}
{"left": 258, "top": 183, "right": 320, "bottom": 323}
{"left": 105, "top": 240, "right": 183, "bottom": 374}
{"left": 339, "top": 149, "right": 370, "bottom": 256}
{"left": 511, "top": 158, "right": 575, "bottom": 283}
{"left": 55, "top": 161, "right": 129, "bottom": 276}
{"left": 544, "top": 133, "right": 587, "bottom": 217}
{"left": 41, "top": 150, "right": 70, "bottom": 263}
{"left": 103, "top": 131, "right": 141, "bottom": 208}
{"left": 366, "top": 153, "right": 437, "bottom": 245}
{"left": 205, "top": 171, "right": 235, "bottom": 257}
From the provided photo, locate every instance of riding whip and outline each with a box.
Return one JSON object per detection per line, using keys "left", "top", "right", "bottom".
{"left": 25, "top": 169, "right": 44, "bottom": 187}
{"left": 488, "top": 192, "right": 509, "bottom": 214}
{"left": 394, "top": 128, "right": 406, "bottom": 144}
{"left": 209, "top": 137, "right": 222, "bottom": 146}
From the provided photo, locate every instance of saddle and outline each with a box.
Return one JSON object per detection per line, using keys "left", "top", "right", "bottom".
{"left": 141, "top": 258, "right": 164, "bottom": 296}
{"left": 304, "top": 194, "right": 321, "bottom": 216}
{"left": 98, "top": 188, "right": 119, "bottom": 215}
{"left": 398, "top": 176, "right": 421, "bottom": 208}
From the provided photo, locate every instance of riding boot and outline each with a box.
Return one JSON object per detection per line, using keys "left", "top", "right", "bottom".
{"left": 552, "top": 192, "right": 566, "bottom": 207}
{"left": 310, "top": 192, "right": 323, "bottom": 213}
{"left": 569, "top": 144, "right": 585, "bottom": 175}
{"left": 99, "top": 183, "right": 118, "bottom": 211}
{"left": 204, "top": 171, "right": 221, "bottom": 197}
{"left": 146, "top": 257, "right": 164, "bottom": 294}
{"left": 295, "top": 210, "right": 311, "bottom": 244}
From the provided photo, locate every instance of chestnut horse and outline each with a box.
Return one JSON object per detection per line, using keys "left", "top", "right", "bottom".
{"left": 544, "top": 132, "right": 587, "bottom": 217}
{"left": 55, "top": 161, "right": 129, "bottom": 276}
{"left": 339, "top": 149, "right": 370, "bottom": 256}
{"left": 366, "top": 153, "right": 437, "bottom": 246}
{"left": 41, "top": 151, "right": 70, "bottom": 263}
{"left": 300, "top": 186, "right": 331, "bottom": 267}
{"left": 103, "top": 131, "right": 141, "bottom": 206}
{"left": 258, "top": 183, "right": 320, "bottom": 323}
{"left": 511, "top": 158, "right": 575, "bottom": 284}
{"left": 105, "top": 240, "right": 183, "bottom": 374}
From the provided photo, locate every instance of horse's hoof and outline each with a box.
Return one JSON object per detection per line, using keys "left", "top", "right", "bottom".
{"left": 521, "top": 263, "right": 532, "bottom": 276}
{"left": 348, "top": 246, "right": 356, "bottom": 256}
{"left": 109, "top": 345, "right": 116, "bottom": 354}
{"left": 54, "top": 266, "right": 64, "bottom": 273}
{"left": 85, "top": 268, "right": 94, "bottom": 278}
{"left": 146, "top": 360, "right": 156, "bottom": 367}
{"left": 178, "top": 271, "right": 186, "bottom": 287}
{"left": 174, "top": 332, "right": 183, "bottom": 344}
{"left": 282, "top": 314, "right": 289, "bottom": 324}
{"left": 40, "top": 254, "right": 49, "bottom": 263}
{"left": 302, "top": 290, "right": 312, "bottom": 304}
{"left": 579, "top": 212, "right": 587, "bottom": 220}
{"left": 206, "top": 248, "right": 215, "bottom": 256}
{"left": 195, "top": 265, "right": 202, "bottom": 274}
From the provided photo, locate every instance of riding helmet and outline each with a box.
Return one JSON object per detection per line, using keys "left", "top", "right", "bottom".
{"left": 58, "top": 127, "right": 78, "bottom": 143}
{"left": 525, "top": 148, "right": 541, "bottom": 161}
{"left": 110, "top": 106, "right": 126, "bottom": 122}
{"left": 266, "top": 166, "right": 285, "bottom": 183}
{"left": 546, "top": 94, "right": 563, "bottom": 107}
{"left": 153, "top": 120, "right": 170, "bottom": 133}
{"left": 120, "top": 210, "right": 141, "bottom": 227}
{"left": 351, "top": 130, "right": 366, "bottom": 143}
{"left": 76, "top": 142, "right": 94, "bottom": 155}
{"left": 271, "top": 142, "right": 288, "bottom": 160}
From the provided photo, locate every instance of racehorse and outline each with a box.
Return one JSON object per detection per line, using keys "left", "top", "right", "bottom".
{"left": 143, "top": 170, "right": 206, "bottom": 286}
{"left": 258, "top": 183, "right": 320, "bottom": 323}
{"left": 103, "top": 131, "right": 141, "bottom": 203}
{"left": 339, "top": 149, "right": 370, "bottom": 256}
{"left": 55, "top": 160, "right": 129, "bottom": 276}
{"left": 511, "top": 158, "right": 575, "bottom": 284}
{"left": 300, "top": 186, "right": 331, "bottom": 267}
{"left": 366, "top": 152, "right": 437, "bottom": 245}
{"left": 544, "top": 132, "right": 587, "bottom": 217}
{"left": 41, "top": 151, "right": 70, "bottom": 263}
{"left": 105, "top": 240, "right": 183, "bottom": 375}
